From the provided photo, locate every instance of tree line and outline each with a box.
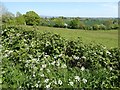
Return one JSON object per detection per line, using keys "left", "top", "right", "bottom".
{"left": 2, "top": 10, "right": 119, "bottom": 30}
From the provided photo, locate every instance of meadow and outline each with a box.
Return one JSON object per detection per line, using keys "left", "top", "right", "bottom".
{"left": 22, "top": 25, "right": 118, "bottom": 48}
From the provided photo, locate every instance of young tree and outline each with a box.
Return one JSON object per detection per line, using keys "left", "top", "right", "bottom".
{"left": 69, "top": 18, "right": 80, "bottom": 29}
{"left": 103, "top": 20, "right": 113, "bottom": 29}
{"left": 15, "top": 12, "right": 26, "bottom": 25}
{"left": 24, "top": 11, "right": 40, "bottom": 26}
{"left": 53, "top": 18, "right": 64, "bottom": 28}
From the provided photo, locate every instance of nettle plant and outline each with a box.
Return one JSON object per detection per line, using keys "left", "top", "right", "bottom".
{"left": 1, "top": 26, "right": 120, "bottom": 89}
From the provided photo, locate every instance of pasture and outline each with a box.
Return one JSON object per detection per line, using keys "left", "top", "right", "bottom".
{"left": 22, "top": 25, "right": 118, "bottom": 48}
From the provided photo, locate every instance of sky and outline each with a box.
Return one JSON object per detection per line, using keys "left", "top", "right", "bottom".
{"left": 1, "top": 1, "right": 119, "bottom": 17}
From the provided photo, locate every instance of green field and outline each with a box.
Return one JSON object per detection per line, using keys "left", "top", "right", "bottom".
{"left": 21, "top": 25, "right": 118, "bottom": 48}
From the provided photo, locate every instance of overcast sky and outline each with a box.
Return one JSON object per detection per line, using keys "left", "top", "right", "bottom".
{"left": 2, "top": 1, "right": 119, "bottom": 17}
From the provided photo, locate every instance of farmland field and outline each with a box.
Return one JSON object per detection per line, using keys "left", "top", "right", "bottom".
{"left": 20, "top": 25, "right": 118, "bottom": 48}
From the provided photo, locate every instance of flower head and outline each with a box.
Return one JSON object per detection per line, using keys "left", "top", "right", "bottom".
{"left": 81, "top": 56, "right": 86, "bottom": 59}
{"left": 58, "top": 79, "right": 62, "bottom": 85}
{"left": 40, "top": 74, "right": 44, "bottom": 77}
{"left": 75, "top": 76, "right": 80, "bottom": 81}
{"left": 46, "top": 84, "right": 50, "bottom": 88}
{"left": 69, "top": 81, "right": 74, "bottom": 86}
{"left": 44, "top": 79, "right": 49, "bottom": 83}
{"left": 51, "top": 61, "right": 55, "bottom": 65}
{"left": 42, "top": 64, "right": 47, "bottom": 68}
{"left": 81, "top": 66, "right": 85, "bottom": 71}
{"left": 61, "top": 64, "right": 67, "bottom": 68}
{"left": 82, "top": 78, "right": 87, "bottom": 83}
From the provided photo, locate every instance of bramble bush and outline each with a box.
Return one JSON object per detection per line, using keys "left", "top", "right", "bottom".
{"left": 1, "top": 26, "right": 120, "bottom": 89}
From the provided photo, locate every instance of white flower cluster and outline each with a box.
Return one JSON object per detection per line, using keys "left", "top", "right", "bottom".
{"left": 106, "top": 50, "right": 111, "bottom": 55}
{"left": 51, "top": 61, "right": 56, "bottom": 65}
{"left": 69, "top": 81, "right": 74, "bottom": 86}
{"left": 44, "top": 79, "right": 49, "bottom": 83}
{"left": 42, "top": 64, "right": 47, "bottom": 68}
{"left": 58, "top": 79, "right": 62, "bottom": 85}
{"left": 81, "top": 56, "right": 86, "bottom": 59}
{"left": 61, "top": 64, "right": 67, "bottom": 68}
{"left": 81, "top": 66, "right": 85, "bottom": 71}
{"left": 73, "top": 55, "right": 80, "bottom": 60}
{"left": 82, "top": 78, "right": 87, "bottom": 83}
{"left": 56, "top": 60, "right": 60, "bottom": 67}
{"left": 75, "top": 76, "right": 80, "bottom": 81}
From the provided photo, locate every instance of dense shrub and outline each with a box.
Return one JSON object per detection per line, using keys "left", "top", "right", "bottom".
{"left": 1, "top": 26, "right": 120, "bottom": 89}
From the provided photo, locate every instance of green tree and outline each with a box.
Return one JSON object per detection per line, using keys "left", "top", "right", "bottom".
{"left": 79, "top": 22, "right": 85, "bottom": 29}
{"left": 93, "top": 24, "right": 99, "bottom": 30}
{"left": 15, "top": 12, "right": 25, "bottom": 25}
{"left": 69, "top": 18, "right": 80, "bottom": 29}
{"left": 53, "top": 18, "right": 64, "bottom": 28}
{"left": 24, "top": 11, "right": 40, "bottom": 26}
{"left": 99, "top": 24, "right": 106, "bottom": 30}
{"left": 2, "top": 12, "right": 15, "bottom": 24}
{"left": 103, "top": 20, "right": 113, "bottom": 29}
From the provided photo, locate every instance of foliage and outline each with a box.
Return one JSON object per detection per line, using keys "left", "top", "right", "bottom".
{"left": 1, "top": 26, "right": 120, "bottom": 89}
{"left": 23, "top": 11, "right": 40, "bottom": 26}
{"left": 68, "top": 19, "right": 80, "bottom": 29}
{"left": 53, "top": 18, "right": 65, "bottom": 28}
{"left": 2, "top": 10, "right": 118, "bottom": 30}
{"left": 2, "top": 12, "right": 15, "bottom": 24}
{"left": 15, "top": 12, "right": 26, "bottom": 25}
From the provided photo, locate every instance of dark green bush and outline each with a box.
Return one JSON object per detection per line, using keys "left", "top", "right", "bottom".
{"left": 1, "top": 26, "right": 120, "bottom": 89}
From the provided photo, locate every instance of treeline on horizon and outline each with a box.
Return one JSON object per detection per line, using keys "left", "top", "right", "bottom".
{"left": 2, "top": 10, "right": 119, "bottom": 30}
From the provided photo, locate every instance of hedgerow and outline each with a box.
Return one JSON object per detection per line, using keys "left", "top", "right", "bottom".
{"left": 1, "top": 26, "right": 120, "bottom": 89}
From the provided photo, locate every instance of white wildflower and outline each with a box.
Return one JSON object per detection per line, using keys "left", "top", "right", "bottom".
{"left": 106, "top": 50, "right": 111, "bottom": 54}
{"left": 38, "top": 81, "right": 40, "bottom": 83}
{"left": 45, "top": 55, "right": 49, "bottom": 57}
{"left": 46, "top": 43, "right": 49, "bottom": 47}
{"left": 58, "top": 54, "right": 63, "bottom": 57}
{"left": 56, "top": 60, "right": 60, "bottom": 66}
{"left": 51, "top": 61, "right": 56, "bottom": 65}
{"left": 75, "top": 76, "right": 80, "bottom": 81}
{"left": 54, "top": 80, "right": 57, "bottom": 85}
{"left": 58, "top": 79, "right": 62, "bottom": 85}
{"left": 44, "top": 79, "right": 49, "bottom": 83}
{"left": 109, "top": 67, "right": 112, "bottom": 70}
{"left": 69, "top": 82, "right": 74, "bottom": 86}
{"left": 61, "top": 64, "right": 67, "bottom": 68}
{"left": 81, "top": 66, "right": 85, "bottom": 71}
{"left": 5, "top": 50, "right": 9, "bottom": 53}
{"left": 54, "top": 56, "right": 57, "bottom": 59}
{"left": 35, "top": 83, "right": 39, "bottom": 88}
{"left": 82, "top": 78, "right": 87, "bottom": 83}
{"left": 73, "top": 55, "right": 79, "bottom": 60}
{"left": 8, "top": 50, "right": 13, "bottom": 54}
{"left": 32, "top": 58, "right": 37, "bottom": 63}
{"left": 40, "top": 68, "right": 43, "bottom": 71}
{"left": 42, "top": 64, "right": 47, "bottom": 68}
{"left": 41, "top": 74, "right": 44, "bottom": 77}
{"left": 46, "top": 84, "right": 50, "bottom": 88}
{"left": 4, "top": 54, "right": 8, "bottom": 57}
{"left": 81, "top": 56, "right": 86, "bottom": 59}
{"left": 33, "top": 74, "right": 35, "bottom": 77}
{"left": 47, "top": 69, "right": 50, "bottom": 73}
